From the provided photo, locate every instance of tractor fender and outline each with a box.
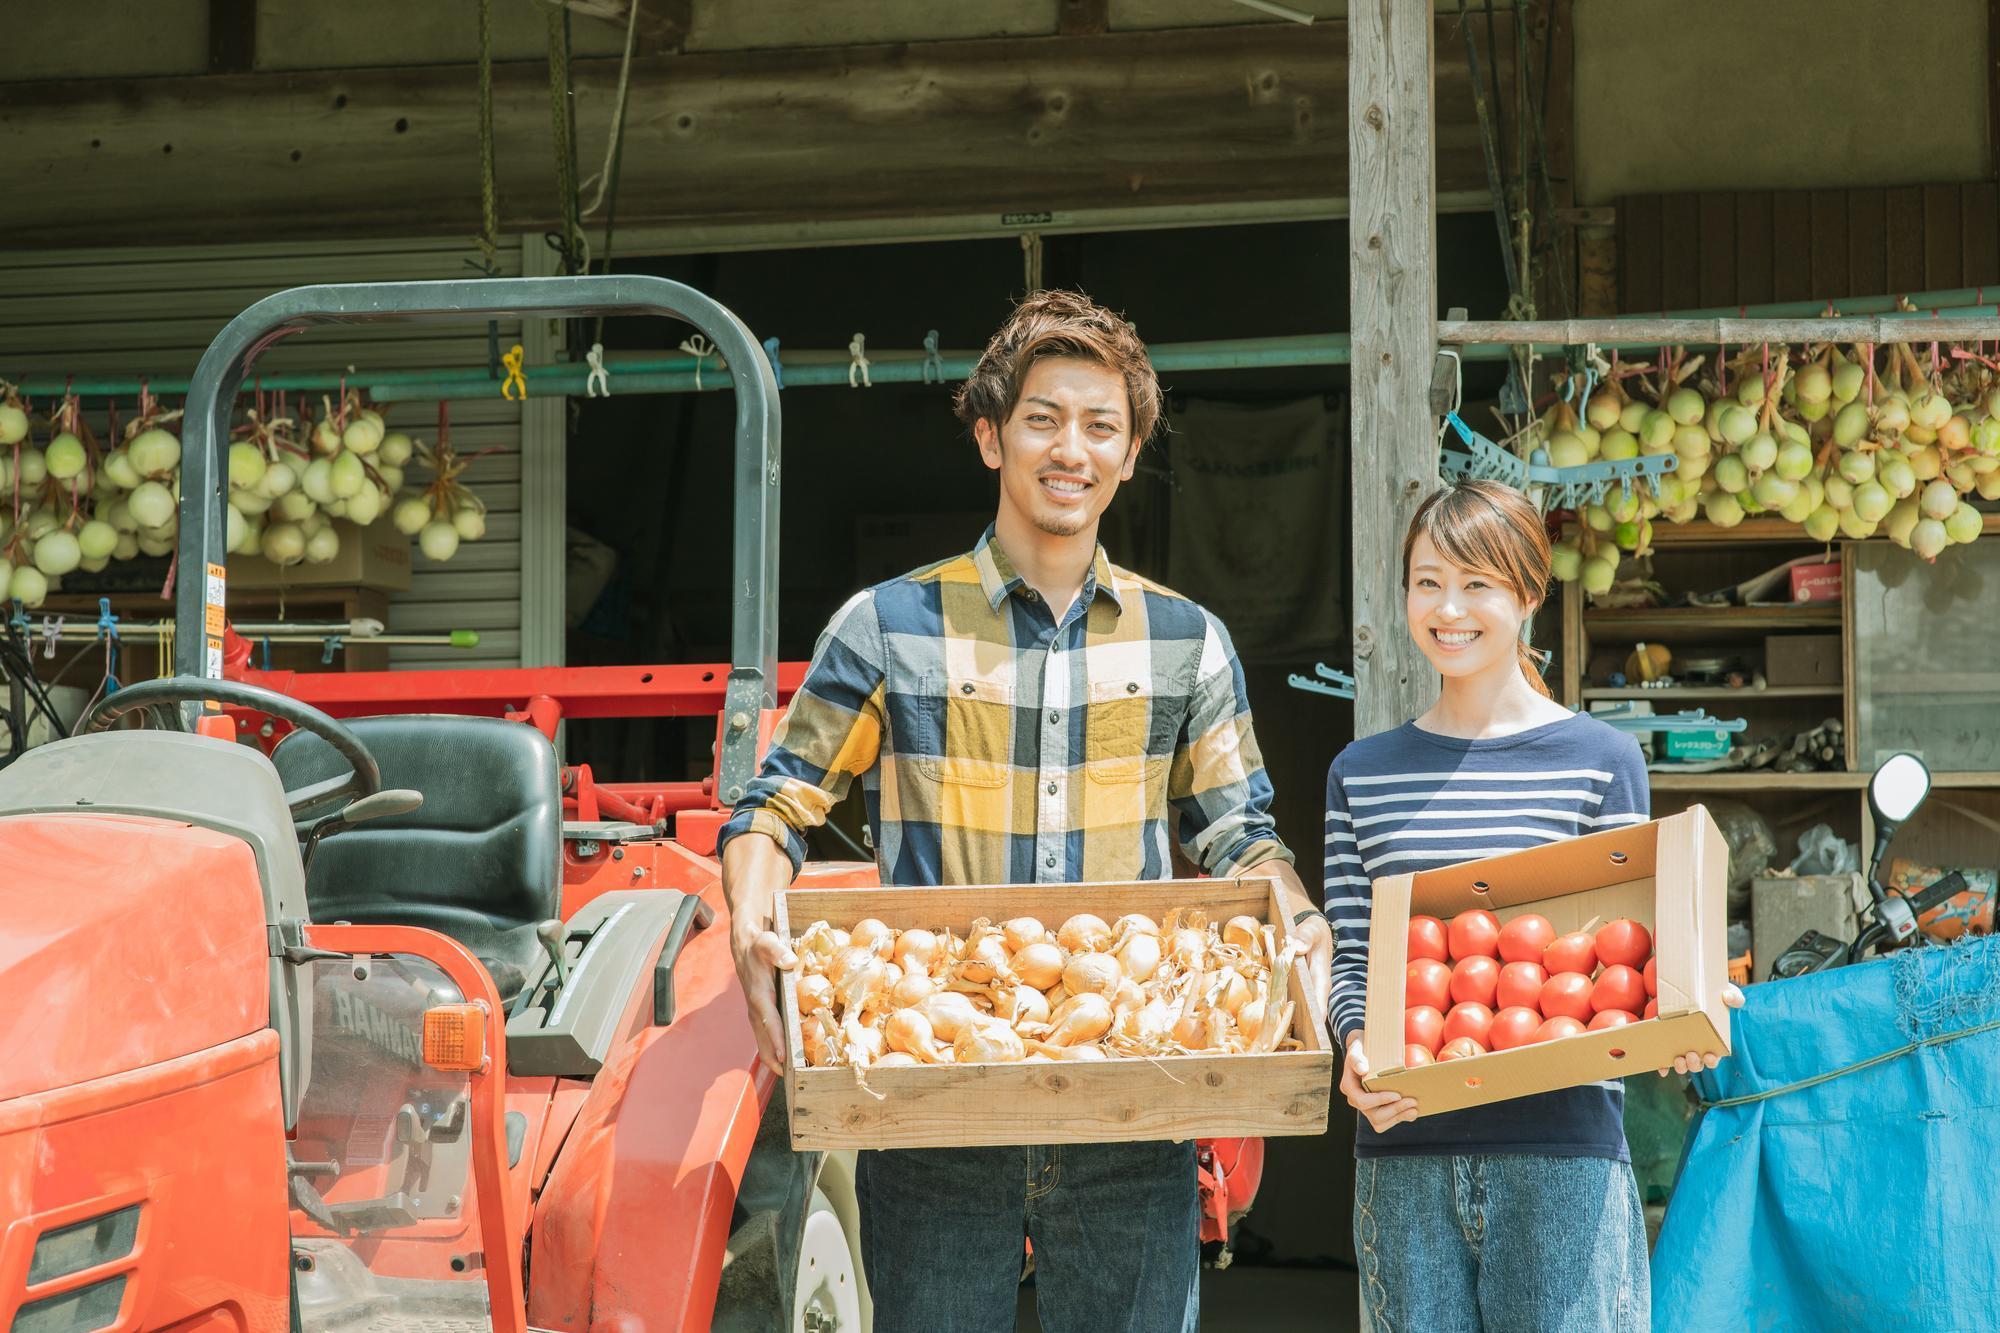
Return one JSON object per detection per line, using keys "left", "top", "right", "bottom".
{"left": 527, "top": 914, "right": 774, "bottom": 1332}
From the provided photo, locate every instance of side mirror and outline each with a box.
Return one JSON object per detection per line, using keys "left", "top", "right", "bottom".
{"left": 1868, "top": 753, "right": 1930, "bottom": 830}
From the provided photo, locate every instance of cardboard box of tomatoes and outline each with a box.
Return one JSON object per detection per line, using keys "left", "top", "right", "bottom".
{"left": 1360, "top": 807, "right": 1732, "bottom": 1117}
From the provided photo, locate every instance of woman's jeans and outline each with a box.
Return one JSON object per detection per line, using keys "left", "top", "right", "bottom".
{"left": 855, "top": 1139, "right": 1199, "bottom": 1333}
{"left": 1353, "top": 1153, "right": 1650, "bottom": 1333}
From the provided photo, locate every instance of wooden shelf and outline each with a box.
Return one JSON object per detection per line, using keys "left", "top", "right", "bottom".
{"left": 1582, "top": 606, "right": 1841, "bottom": 637}
{"left": 1583, "top": 686, "right": 1841, "bottom": 701}
{"left": 1646, "top": 770, "right": 1866, "bottom": 792}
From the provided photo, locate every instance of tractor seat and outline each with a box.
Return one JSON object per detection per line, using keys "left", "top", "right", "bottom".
{"left": 272, "top": 715, "right": 562, "bottom": 1005}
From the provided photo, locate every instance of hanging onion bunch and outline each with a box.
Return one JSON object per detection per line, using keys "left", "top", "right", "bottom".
{"left": 791, "top": 908, "right": 1306, "bottom": 1074}
{"left": 1529, "top": 331, "right": 1999, "bottom": 599}
{"left": 0, "top": 378, "right": 494, "bottom": 605}
{"left": 390, "top": 408, "right": 488, "bottom": 563}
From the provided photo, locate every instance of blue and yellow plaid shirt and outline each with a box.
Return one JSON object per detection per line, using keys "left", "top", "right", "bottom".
{"left": 718, "top": 527, "right": 1292, "bottom": 887}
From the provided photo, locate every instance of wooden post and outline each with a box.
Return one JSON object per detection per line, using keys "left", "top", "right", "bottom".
{"left": 1349, "top": 1, "right": 1440, "bottom": 739}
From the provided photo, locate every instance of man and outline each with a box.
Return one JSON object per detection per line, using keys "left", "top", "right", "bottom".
{"left": 719, "top": 289, "right": 1332, "bottom": 1333}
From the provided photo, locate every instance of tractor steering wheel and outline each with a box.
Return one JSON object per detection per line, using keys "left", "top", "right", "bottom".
{"left": 79, "top": 676, "right": 382, "bottom": 818}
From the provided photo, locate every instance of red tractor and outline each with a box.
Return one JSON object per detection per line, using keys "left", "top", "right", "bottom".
{"left": 0, "top": 277, "right": 1261, "bottom": 1333}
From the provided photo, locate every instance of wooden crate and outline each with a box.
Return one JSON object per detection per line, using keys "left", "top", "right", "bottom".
{"left": 774, "top": 878, "right": 1333, "bottom": 1150}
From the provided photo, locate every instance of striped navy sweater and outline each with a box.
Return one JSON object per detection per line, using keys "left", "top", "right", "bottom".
{"left": 1323, "top": 712, "right": 1650, "bottom": 1159}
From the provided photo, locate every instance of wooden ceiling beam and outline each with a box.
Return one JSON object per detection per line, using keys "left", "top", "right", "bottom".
{"left": 1, "top": 21, "right": 1504, "bottom": 249}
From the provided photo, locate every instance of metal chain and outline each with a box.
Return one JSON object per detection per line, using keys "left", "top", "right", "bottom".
{"left": 475, "top": 0, "right": 499, "bottom": 274}
{"left": 545, "top": 2, "right": 585, "bottom": 274}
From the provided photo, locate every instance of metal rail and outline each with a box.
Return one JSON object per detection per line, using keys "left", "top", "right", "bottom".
{"left": 178, "top": 276, "right": 781, "bottom": 801}
{"left": 1439, "top": 315, "right": 2000, "bottom": 347}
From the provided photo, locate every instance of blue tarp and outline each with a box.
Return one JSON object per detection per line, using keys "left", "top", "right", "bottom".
{"left": 1653, "top": 935, "right": 2000, "bottom": 1332}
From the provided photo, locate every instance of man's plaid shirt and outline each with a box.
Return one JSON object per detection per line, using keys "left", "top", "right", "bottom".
{"left": 718, "top": 527, "right": 1293, "bottom": 887}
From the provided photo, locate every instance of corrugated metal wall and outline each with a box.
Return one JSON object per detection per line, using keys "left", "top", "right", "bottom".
{"left": 0, "top": 236, "right": 531, "bottom": 668}
{"left": 1617, "top": 183, "right": 2000, "bottom": 312}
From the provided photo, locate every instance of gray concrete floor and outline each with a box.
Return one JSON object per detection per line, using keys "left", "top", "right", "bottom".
{"left": 1016, "top": 1266, "right": 1359, "bottom": 1331}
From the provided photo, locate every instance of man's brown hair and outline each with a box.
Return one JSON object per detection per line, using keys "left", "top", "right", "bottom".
{"left": 953, "top": 289, "right": 1162, "bottom": 446}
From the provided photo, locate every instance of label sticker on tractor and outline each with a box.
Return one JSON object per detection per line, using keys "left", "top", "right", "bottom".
{"left": 206, "top": 636, "right": 223, "bottom": 679}
{"left": 205, "top": 563, "right": 226, "bottom": 637}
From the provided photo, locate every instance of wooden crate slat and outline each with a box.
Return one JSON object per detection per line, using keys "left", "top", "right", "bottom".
{"left": 1619, "top": 195, "right": 1664, "bottom": 313}
{"left": 1960, "top": 181, "right": 1999, "bottom": 289}
{"left": 1924, "top": 184, "right": 1966, "bottom": 290}
{"left": 1771, "top": 192, "right": 1813, "bottom": 302}
{"left": 1733, "top": 191, "right": 1774, "bottom": 306}
{"left": 1697, "top": 194, "right": 1736, "bottom": 308}
{"left": 1847, "top": 187, "right": 1889, "bottom": 300}
{"left": 1886, "top": 186, "right": 1926, "bottom": 292}
{"left": 1809, "top": 190, "right": 1849, "bottom": 302}
{"left": 1659, "top": 193, "right": 1702, "bottom": 309}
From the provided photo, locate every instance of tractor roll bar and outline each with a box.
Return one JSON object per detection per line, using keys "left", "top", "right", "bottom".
{"left": 181, "top": 276, "right": 781, "bottom": 802}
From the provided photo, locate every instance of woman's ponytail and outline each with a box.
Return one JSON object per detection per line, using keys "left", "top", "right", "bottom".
{"left": 1518, "top": 641, "right": 1553, "bottom": 699}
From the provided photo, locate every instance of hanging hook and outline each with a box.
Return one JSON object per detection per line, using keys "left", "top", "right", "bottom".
{"left": 500, "top": 344, "right": 528, "bottom": 401}
{"left": 762, "top": 337, "right": 785, "bottom": 391}
{"left": 848, "top": 333, "right": 872, "bottom": 389}
{"left": 585, "top": 342, "right": 612, "bottom": 398}
{"left": 677, "top": 335, "right": 719, "bottom": 391}
{"left": 922, "top": 330, "right": 945, "bottom": 385}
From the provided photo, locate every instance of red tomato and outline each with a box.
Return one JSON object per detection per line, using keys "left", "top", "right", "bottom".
{"left": 1405, "top": 1005, "right": 1445, "bottom": 1054}
{"left": 1533, "top": 1015, "right": 1586, "bottom": 1042}
{"left": 1643, "top": 956, "right": 1658, "bottom": 997}
{"left": 1407, "top": 915, "right": 1449, "bottom": 963}
{"left": 1497, "top": 913, "right": 1555, "bottom": 965}
{"left": 1588, "top": 1009, "right": 1638, "bottom": 1031}
{"left": 1595, "top": 919, "right": 1653, "bottom": 970}
{"left": 1449, "top": 956, "right": 1501, "bottom": 1008}
{"left": 1643, "top": 998, "right": 1659, "bottom": 1020}
{"left": 1539, "top": 971, "right": 1594, "bottom": 1023}
{"left": 1488, "top": 1005, "right": 1543, "bottom": 1051}
{"left": 1447, "top": 909, "right": 1501, "bottom": 961}
{"left": 1405, "top": 959, "right": 1452, "bottom": 1012}
{"left": 1543, "top": 930, "right": 1597, "bottom": 975}
{"left": 1591, "top": 964, "right": 1647, "bottom": 1014}
{"left": 1441, "top": 1001, "right": 1494, "bottom": 1047}
{"left": 1496, "top": 961, "right": 1547, "bottom": 1011}
{"left": 1404, "top": 1043, "right": 1435, "bottom": 1068}
{"left": 1438, "top": 1036, "right": 1487, "bottom": 1061}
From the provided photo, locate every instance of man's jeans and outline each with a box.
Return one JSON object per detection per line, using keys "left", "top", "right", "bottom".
{"left": 1353, "top": 1153, "right": 1649, "bottom": 1333}
{"left": 855, "top": 1139, "right": 1199, "bottom": 1333}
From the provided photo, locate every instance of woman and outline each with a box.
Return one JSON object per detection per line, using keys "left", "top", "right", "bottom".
{"left": 1324, "top": 480, "right": 1735, "bottom": 1332}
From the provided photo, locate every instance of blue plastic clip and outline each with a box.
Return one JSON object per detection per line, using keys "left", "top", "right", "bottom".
{"left": 922, "top": 330, "right": 946, "bottom": 384}
{"left": 1438, "top": 411, "right": 1675, "bottom": 514}
{"left": 1591, "top": 704, "right": 1748, "bottom": 735}
{"left": 6, "top": 601, "right": 26, "bottom": 637}
{"left": 761, "top": 337, "right": 785, "bottom": 391}
{"left": 320, "top": 635, "right": 343, "bottom": 666}
{"left": 1288, "top": 662, "right": 1356, "bottom": 700}
{"left": 261, "top": 636, "right": 274, "bottom": 672}
{"left": 96, "top": 597, "right": 120, "bottom": 679}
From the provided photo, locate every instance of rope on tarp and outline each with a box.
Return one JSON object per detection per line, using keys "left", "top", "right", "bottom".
{"left": 1696, "top": 1016, "right": 2000, "bottom": 1110}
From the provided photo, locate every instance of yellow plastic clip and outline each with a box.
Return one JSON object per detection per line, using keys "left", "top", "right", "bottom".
{"left": 501, "top": 344, "right": 528, "bottom": 401}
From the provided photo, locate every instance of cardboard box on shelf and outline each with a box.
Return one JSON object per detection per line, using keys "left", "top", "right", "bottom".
{"left": 227, "top": 522, "right": 412, "bottom": 593}
{"left": 775, "top": 879, "right": 1332, "bottom": 1150}
{"left": 1788, "top": 561, "right": 1841, "bottom": 604}
{"left": 1764, "top": 634, "right": 1842, "bottom": 687}
{"left": 1362, "top": 808, "right": 1731, "bottom": 1117}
